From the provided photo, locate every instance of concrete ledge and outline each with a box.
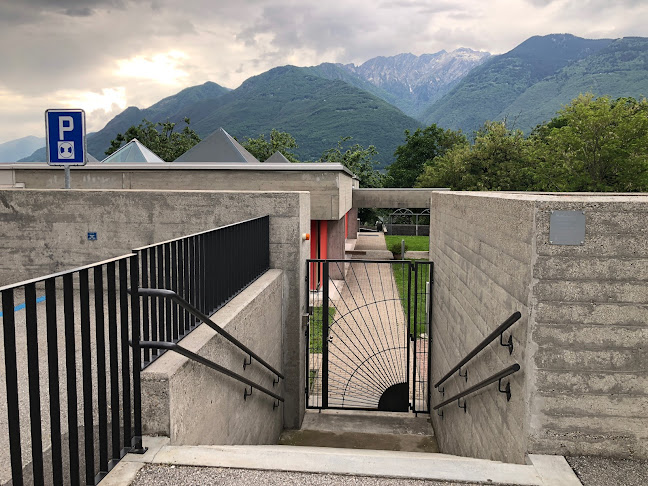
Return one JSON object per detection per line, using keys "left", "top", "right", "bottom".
{"left": 141, "top": 270, "right": 284, "bottom": 446}
{"left": 98, "top": 462, "right": 144, "bottom": 486}
{"left": 150, "top": 444, "right": 546, "bottom": 485}
{"left": 528, "top": 455, "right": 583, "bottom": 486}
{"left": 104, "top": 437, "right": 582, "bottom": 486}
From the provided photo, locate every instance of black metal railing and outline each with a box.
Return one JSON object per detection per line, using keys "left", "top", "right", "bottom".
{"left": 135, "top": 288, "right": 283, "bottom": 381}
{"left": 433, "top": 364, "right": 521, "bottom": 416}
{"left": 133, "top": 216, "right": 270, "bottom": 368}
{"left": 0, "top": 254, "right": 145, "bottom": 486}
{"left": 434, "top": 311, "right": 521, "bottom": 390}
{"left": 137, "top": 341, "right": 284, "bottom": 407}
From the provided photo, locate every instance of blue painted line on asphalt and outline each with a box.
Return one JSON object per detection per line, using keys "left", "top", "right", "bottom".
{"left": 0, "top": 296, "right": 46, "bottom": 317}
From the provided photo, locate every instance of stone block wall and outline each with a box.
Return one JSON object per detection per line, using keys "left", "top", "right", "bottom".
{"left": 429, "top": 192, "right": 535, "bottom": 464}
{"left": 528, "top": 197, "right": 648, "bottom": 459}
{"left": 429, "top": 192, "right": 648, "bottom": 463}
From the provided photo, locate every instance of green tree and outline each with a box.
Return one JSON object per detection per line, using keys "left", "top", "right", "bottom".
{"left": 321, "top": 137, "right": 385, "bottom": 224}
{"left": 388, "top": 125, "right": 466, "bottom": 187}
{"left": 105, "top": 118, "right": 201, "bottom": 162}
{"left": 240, "top": 129, "right": 299, "bottom": 162}
{"left": 529, "top": 94, "right": 648, "bottom": 191}
{"left": 416, "top": 121, "right": 533, "bottom": 190}
{"left": 320, "top": 136, "right": 384, "bottom": 188}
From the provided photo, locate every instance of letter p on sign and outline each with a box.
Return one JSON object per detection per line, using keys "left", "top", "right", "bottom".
{"left": 59, "top": 116, "right": 74, "bottom": 140}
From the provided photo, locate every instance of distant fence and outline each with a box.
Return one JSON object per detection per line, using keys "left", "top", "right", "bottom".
{"left": 386, "top": 224, "right": 430, "bottom": 236}
{"left": 0, "top": 216, "right": 270, "bottom": 485}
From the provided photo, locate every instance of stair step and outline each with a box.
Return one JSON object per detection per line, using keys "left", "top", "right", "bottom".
{"left": 151, "top": 444, "right": 545, "bottom": 485}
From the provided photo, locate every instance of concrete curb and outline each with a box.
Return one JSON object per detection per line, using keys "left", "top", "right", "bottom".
{"left": 100, "top": 436, "right": 170, "bottom": 485}
{"left": 98, "top": 462, "right": 145, "bottom": 486}
{"left": 528, "top": 454, "right": 583, "bottom": 486}
{"left": 151, "top": 444, "right": 545, "bottom": 485}
{"left": 100, "top": 437, "right": 583, "bottom": 486}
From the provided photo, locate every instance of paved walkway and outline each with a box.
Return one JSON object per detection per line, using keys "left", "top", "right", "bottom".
{"left": 354, "top": 233, "right": 389, "bottom": 251}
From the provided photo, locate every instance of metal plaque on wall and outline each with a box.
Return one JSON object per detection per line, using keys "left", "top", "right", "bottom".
{"left": 549, "top": 210, "right": 586, "bottom": 245}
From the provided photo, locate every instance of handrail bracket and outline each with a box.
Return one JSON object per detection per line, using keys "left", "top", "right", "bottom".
{"left": 458, "top": 367, "right": 468, "bottom": 382}
{"left": 457, "top": 398, "right": 467, "bottom": 413}
{"left": 500, "top": 333, "right": 514, "bottom": 355}
{"left": 498, "top": 378, "right": 512, "bottom": 401}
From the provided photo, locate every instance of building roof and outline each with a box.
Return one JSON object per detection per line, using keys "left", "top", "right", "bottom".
{"left": 265, "top": 151, "right": 291, "bottom": 163}
{"left": 101, "top": 139, "right": 165, "bottom": 163}
{"left": 174, "top": 127, "right": 260, "bottom": 163}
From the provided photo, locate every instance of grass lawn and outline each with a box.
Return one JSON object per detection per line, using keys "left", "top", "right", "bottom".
{"left": 309, "top": 306, "right": 336, "bottom": 353}
{"left": 391, "top": 261, "right": 430, "bottom": 336}
{"left": 384, "top": 235, "right": 429, "bottom": 252}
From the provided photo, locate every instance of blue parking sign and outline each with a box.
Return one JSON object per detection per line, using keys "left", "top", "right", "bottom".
{"left": 46, "top": 109, "right": 86, "bottom": 165}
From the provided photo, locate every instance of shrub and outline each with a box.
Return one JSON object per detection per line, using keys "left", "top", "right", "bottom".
{"left": 389, "top": 241, "right": 409, "bottom": 255}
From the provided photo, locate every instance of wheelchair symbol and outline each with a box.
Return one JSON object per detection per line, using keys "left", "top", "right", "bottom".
{"left": 58, "top": 141, "right": 75, "bottom": 159}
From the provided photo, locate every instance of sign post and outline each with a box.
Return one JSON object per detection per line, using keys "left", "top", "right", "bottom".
{"left": 45, "top": 109, "right": 87, "bottom": 189}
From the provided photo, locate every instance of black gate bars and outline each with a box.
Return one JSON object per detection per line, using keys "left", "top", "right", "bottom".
{"left": 306, "top": 259, "right": 433, "bottom": 414}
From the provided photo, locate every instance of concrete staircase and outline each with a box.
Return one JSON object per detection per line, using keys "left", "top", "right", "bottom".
{"left": 103, "top": 411, "right": 582, "bottom": 485}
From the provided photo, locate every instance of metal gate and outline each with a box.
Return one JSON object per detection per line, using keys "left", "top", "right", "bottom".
{"left": 306, "top": 259, "right": 432, "bottom": 413}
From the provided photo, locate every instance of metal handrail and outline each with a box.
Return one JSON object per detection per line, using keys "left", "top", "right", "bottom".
{"left": 136, "top": 288, "right": 284, "bottom": 380}
{"left": 434, "top": 311, "right": 521, "bottom": 389}
{"left": 136, "top": 341, "right": 284, "bottom": 403}
{"left": 433, "top": 363, "right": 521, "bottom": 411}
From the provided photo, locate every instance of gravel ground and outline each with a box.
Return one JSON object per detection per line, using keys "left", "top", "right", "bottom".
{"left": 566, "top": 456, "right": 648, "bottom": 486}
{"left": 133, "top": 465, "right": 513, "bottom": 486}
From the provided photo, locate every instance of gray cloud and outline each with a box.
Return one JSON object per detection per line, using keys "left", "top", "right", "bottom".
{"left": 0, "top": 0, "right": 647, "bottom": 143}
{"left": 64, "top": 7, "right": 95, "bottom": 17}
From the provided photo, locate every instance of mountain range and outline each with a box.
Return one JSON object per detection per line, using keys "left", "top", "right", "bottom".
{"left": 13, "top": 34, "right": 648, "bottom": 167}
{"left": 0, "top": 136, "right": 45, "bottom": 162}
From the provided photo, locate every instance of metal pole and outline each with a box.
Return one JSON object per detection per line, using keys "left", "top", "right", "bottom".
{"left": 64, "top": 165, "right": 71, "bottom": 189}
{"left": 401, "top": 239, "right": 405, "bottom": 259}
{"left": 322, "top": 261, "right": 329, "bottom": 409}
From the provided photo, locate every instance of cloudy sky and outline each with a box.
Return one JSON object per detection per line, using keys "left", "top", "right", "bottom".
{"left": 0, "top": 0, "right": 646, "bottom": 143}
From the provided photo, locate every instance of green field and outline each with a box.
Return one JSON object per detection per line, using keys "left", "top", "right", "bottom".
{"left": 309, "top": 306, "right": 336, "bottom": 353}
{"left": 384, "top": 235, "right": 429, "bottom": 252}
{"left": 391, "top": 261, "right": 430, "bottom": 336}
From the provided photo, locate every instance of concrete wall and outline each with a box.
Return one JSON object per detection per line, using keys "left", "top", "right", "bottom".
{"left": 353, "top": 188, "right": 448, "bottom": 208}
{"left": 429, "top": 191, "right": 648, "bottom": 463}
{"left": 327, "top": 217, "right": 346, "bottom": 279}
{"left": 0, "top": 188, "right": 310, "bottom": 429}
{"left": 142, "top": 270, "right": 284, "bottom": 445}
{"left": 429, "top": 192, "right": 534, "bottom": 464}
{"left": 4, "top": 164, "right": 352, "bottom": 221}
{"left": 528, "top": 196, "right": 648, "bottom": 459}
{"left": 347, "top": 208, "right": 359, "bottom": 239}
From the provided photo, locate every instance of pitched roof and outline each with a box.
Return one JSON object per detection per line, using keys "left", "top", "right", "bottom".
{"left": 265, "top": 151, "right": 291, "bottom": 163}
{"left": 101, "top": 139, "right": 165, "bottom": 163}
{"left": 174, "top": 127, "right": 260, "bottom": 163}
